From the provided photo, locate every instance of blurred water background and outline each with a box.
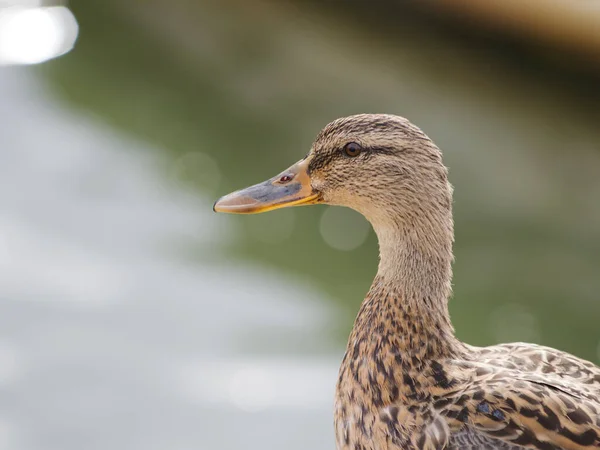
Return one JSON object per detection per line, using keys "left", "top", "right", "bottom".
{"left": 1, "top": 1, "right": 600, "bottom": 449}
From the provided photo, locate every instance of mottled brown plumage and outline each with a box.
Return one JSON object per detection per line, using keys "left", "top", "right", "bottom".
{"left": 215, "top": 114, "right": 600, "bottom": 449}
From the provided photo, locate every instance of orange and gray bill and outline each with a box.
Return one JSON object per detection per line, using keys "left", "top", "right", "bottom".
{"left": 213, "top": 157, "right": 320, "bottom": 214}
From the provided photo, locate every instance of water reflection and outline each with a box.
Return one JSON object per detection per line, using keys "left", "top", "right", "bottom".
{"left": 0, "top": 69, "right": 338, "bottom": 450}
{"left": 179, "top": 358, "right": 337, "bottom": 412}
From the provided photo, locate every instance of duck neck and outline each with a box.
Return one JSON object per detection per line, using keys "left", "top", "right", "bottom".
{"left": 348, "top": 220, "right": 462, "bottom": 363}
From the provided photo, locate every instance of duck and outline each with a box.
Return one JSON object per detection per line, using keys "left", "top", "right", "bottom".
{"left": 214, "top": 114, "right": 600, "bottom": 450}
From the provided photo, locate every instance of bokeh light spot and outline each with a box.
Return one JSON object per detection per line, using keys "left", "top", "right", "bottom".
{"left": 319, "top": 206, "right": 370, "bottom": 251}
{"left": 0, "top": 6, "right": 78, "bottom": 65}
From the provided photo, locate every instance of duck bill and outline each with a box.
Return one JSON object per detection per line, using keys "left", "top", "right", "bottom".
{"left": 213, "top": 158, "right": 321, "bottom": 214}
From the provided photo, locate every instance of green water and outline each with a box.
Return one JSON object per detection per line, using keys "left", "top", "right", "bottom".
{"left": 42, "top": 0, "right": 600, "bottom": 361}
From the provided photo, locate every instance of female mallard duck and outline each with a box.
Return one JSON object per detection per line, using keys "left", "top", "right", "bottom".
{"left": 214, "top": 114, "right": 600, "bottom": 449}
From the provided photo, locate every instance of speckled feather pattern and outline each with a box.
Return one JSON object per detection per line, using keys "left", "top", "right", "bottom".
{"left": 299, "top": 115, "right": 600, "bottom": 449}
{"left": 334, "top": 280, "right": 600, "bottom": 450}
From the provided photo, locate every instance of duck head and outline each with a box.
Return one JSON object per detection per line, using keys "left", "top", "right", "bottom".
{"left": 214, "top": 114, "right": 452, "bottom": 247}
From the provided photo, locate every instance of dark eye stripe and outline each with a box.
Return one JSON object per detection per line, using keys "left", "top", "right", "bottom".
{"left": 308, "top": 152, "right": 337, "bottom": 173}
{"left": 368, "top": 146, "right": 396, "bottom": 155}
{"left": 308, "top": 145, "right": 397, "bottom": 173}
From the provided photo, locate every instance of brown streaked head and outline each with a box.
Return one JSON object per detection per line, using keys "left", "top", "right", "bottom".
{"left": 214, "top": 114, "right": 452, "bottom": 235}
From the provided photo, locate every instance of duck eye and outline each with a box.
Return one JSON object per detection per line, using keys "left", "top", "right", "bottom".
{"left": 343, "top": 142, "right": 362, "bottom": 157}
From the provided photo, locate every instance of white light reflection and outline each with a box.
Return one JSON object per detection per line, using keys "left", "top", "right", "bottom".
{"left": 177, "top": 358, "right": 338, "bottom": 412}
{"left": 0, "top": 5, "right": 78, "bottom": 65}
